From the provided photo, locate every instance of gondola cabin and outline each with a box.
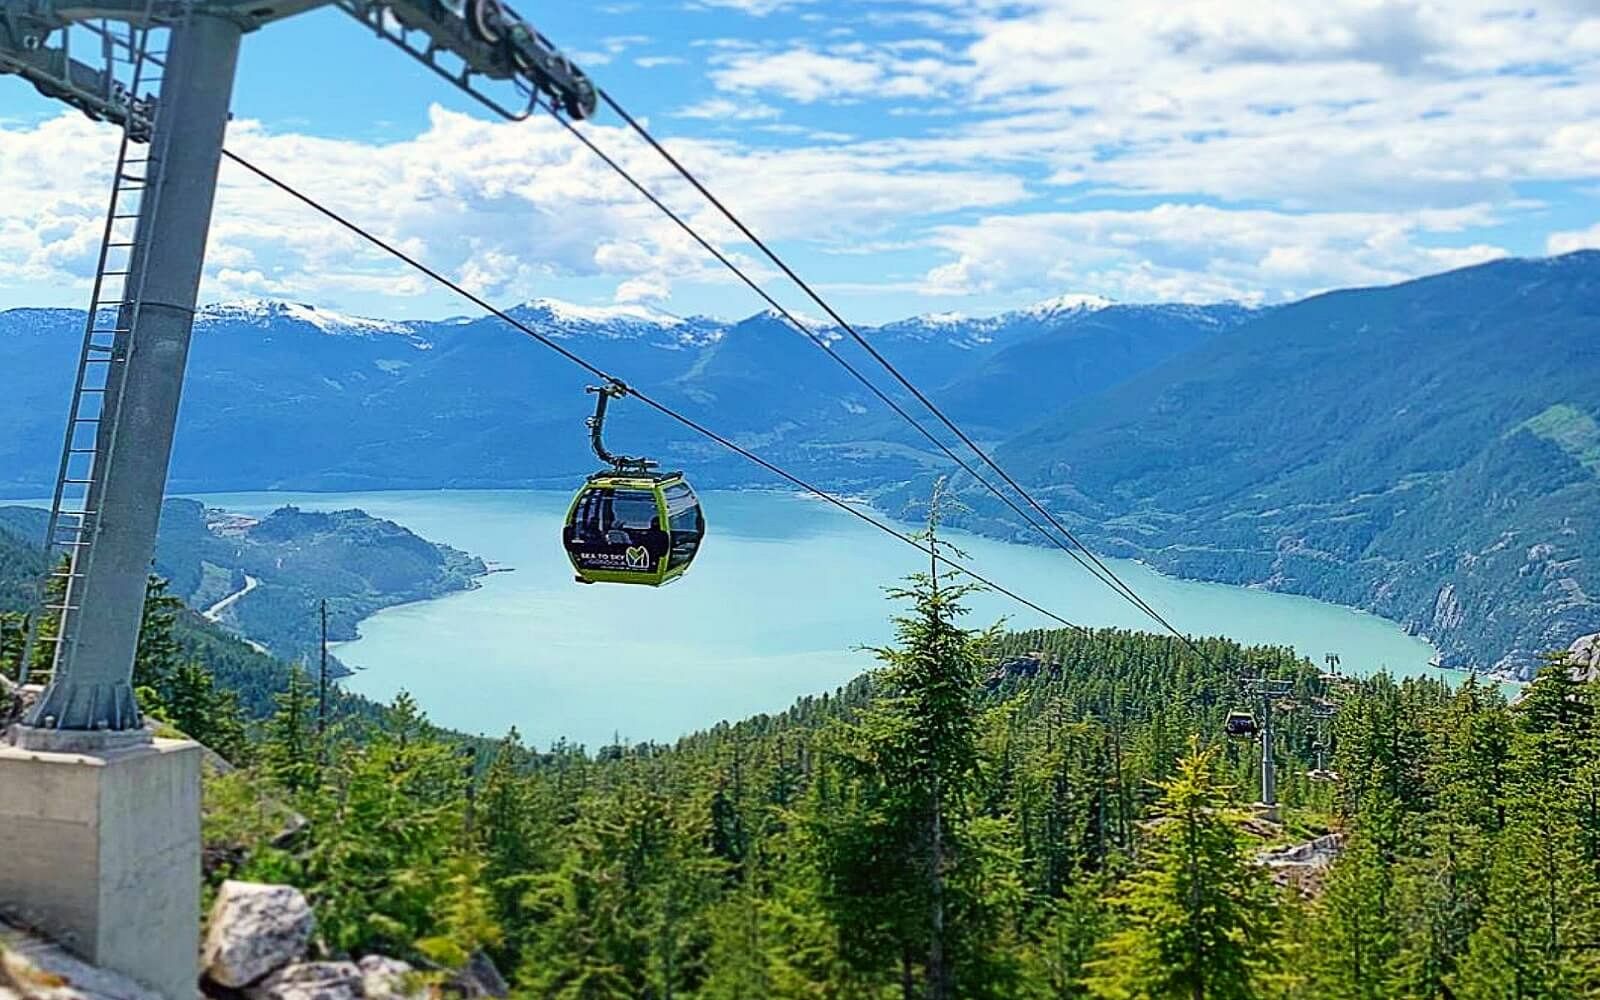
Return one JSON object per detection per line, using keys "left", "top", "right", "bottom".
{"left": 563, "top": 470, "right": 705, "bottom": 586}
{"left": 1224, "top": 711, "right": 1259, "bottom": 738}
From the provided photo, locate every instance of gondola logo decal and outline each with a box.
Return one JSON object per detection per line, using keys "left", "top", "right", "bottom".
{"left": 625, "top": 545, "right": 650, "bottom": 569}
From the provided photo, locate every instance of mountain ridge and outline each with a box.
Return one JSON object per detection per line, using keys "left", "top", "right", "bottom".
{"left": 2, "top": 252, "right": 1595, "bottom": 672}
{"left": 969, "top": 251, "right": 1600, "bottom": 675}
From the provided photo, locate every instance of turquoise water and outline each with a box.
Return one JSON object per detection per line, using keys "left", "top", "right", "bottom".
{"left": 192, "top": 489, "right": 1450, "bottom": 749}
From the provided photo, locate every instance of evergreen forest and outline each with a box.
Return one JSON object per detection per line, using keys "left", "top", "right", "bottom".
{"left": 5, "top": 522, "right": 1599, "bottom": 996}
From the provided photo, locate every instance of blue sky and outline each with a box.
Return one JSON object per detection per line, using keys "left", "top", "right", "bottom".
{"left": 2, "top": 0, "right": 1598, "bottom": 322}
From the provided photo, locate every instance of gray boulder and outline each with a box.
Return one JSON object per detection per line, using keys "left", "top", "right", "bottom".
{"left": 446, "top": 953, "right": 506, "bottom": 998}
{"left": 357, "top": 957, "right": 424, "bottom": 1000}
{"left": 246, "top": 962, "right": 362, "bottom": 1000}
{"left": 202, "top": 882, "right": 315, "bottom": 988}
{"left": 0, "top": 679, "right": 40, "bottom": 734}
{"left": 1569, "top": 633, "right": 1600, "bottom": 682}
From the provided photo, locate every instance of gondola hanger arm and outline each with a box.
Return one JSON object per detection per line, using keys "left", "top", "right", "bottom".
{"left": 586, "top": 382, "right": 656, "bottom": 473}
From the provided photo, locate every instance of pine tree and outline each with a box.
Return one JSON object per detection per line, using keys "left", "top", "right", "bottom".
{"left": 282, "top": 692, "right": 473, "bottom": 958}
{"left": 0, "top": 612, "right": 26, "bottom": 681}
{"left": 521, "top": 766, "right": 721, "bottom": 999}
{"left": 132, "top": 576, "right": 183, "bottom": 697}
{"left": 1308, "top": 826, "right": 1398, "bottom": 999}
{"left": 1452, "top": 809, "right": 1600, "bottom": 998}
{"left": 25, "top": 558, "right": 67, "bottom": 682}
{"left": 809, "top": 485, "right": 1016, "bottom": 999}
{"left": 1452, "top": 664, "right": 1600, "bottom": 998}
{"left": 415, "top": 853, "right": 504, "bottom": 969}
{"left": 264, "top": 666, "right": 320, "bottom": 793}
{"left": 476, "top": 726, "right": 557, "bottom": 967}
{"left": 163, "top": 660, "right": 251, "bottom": 763}
{"left": 1083, "top": 742, "right": 1277, "bottom": 1000}
{"left": 1022, "top": 881, "right": 1107, "bottom": 998}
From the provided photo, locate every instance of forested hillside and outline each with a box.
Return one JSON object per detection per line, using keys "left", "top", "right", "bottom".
{"left": 7, "top": 497, "right": 1598, "bottom": 995}
{"left": 155, "top": 499, "right": 487, "bottom": 660}
{"left": 967, "top": 252, "right": 1600, "bottom": 677}
{"left": 0, "top": 499, "right": 487, "bottom": 663}
{"left": 196, "top": 558, "right": 1600, "bottom": 997}
{"left": 0, "top": 514, "right": 378, "bottom": 721}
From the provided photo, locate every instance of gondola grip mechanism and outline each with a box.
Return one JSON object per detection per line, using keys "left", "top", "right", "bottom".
{"left": 586, "top": 381, "right": 655, "bottom": 473}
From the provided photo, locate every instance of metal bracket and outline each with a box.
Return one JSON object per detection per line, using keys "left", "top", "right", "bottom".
{"left": 586, "top": 382, "right": 656, "bottom": 474}
{"left": 1, "top": 0, "right": 596, "bottom": 135}
{"left": 338, "top": 0, "right": 595, "bottom": 122}
{"left": 0, "top": 18, "right": 158, "bottom": 137}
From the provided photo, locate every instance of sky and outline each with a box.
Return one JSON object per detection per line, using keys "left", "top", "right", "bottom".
{"left": 1, "top": 0, "right": 1598, "bottom": 323}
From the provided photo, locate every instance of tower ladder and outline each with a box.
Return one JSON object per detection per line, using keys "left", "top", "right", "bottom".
{"left": 21, "top": 8, "right": 172, "bottom": 699}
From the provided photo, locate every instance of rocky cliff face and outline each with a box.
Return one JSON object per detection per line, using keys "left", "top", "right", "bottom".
{"left": 1568, "top": 633, "right": 1600, "bottom": 683}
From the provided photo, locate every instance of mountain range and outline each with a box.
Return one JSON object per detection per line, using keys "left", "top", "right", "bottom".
{"left": 0, "top": 293, "right": 1253, "bottom": 494}
{"left": 2, "top": 252, "right": 1596, "bottom": 675}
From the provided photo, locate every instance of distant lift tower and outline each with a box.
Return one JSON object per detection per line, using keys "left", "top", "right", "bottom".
{"left": 1242, "top": 674, "right": 1294, "bottom": 823}
{"left": 0, "top": 0, "right": 596, "bottom": 749}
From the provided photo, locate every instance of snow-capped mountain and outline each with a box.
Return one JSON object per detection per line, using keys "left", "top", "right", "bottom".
{"left": 199, "top": 299, "right": 427, "bottom": 341}
{"left": 0, "top": 291, "right": 1246, "bottom": 495}
{"left": 503, "top": 299, "right": 726, "bottom": 350}
{"left": 1018, "top": 292, "right": 1115, "bottom": 318}
{"left": 4, "top": 254, "right": 1597, "bottom": 679}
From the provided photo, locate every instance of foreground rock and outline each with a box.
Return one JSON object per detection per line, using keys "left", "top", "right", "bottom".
{"left": 358, "top": 957, "right": 423, "bottom": 1000}
{"left": 8, "top": 879, "right": 438, "bottom": 1000}
{"left": 0, "top": 679, "right": 39, "bottom": 734}
{"left": 1257, "top": 833, "right": 1345, "bottom": 896}
{"left": 0, "top": 923, "right": 161, "bottom": 1000}
{"left": 247, "top": 962, "right": 362, "bottom": 1000}
{"left": 1569, "top": 633, "right": 1600, "bottom": 682}
{"left": 446, "top": 954, "right": 507, "bottom": 999}
{"left": 202, "top": 882, "right": 315, "bottom": 989}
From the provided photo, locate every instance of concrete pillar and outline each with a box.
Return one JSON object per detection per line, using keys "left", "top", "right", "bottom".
{"left": 0, "top": 739, "right": 201, "bottom": 999}
{"left": 24, "top": 14, "right": 243, "bottom": 736}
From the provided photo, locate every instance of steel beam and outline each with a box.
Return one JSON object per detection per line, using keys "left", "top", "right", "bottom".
{"left": 19, "top": 12, "right": 241, "bottom": 741}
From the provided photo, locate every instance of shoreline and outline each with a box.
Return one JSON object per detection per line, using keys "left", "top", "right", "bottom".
{"left": 302, "top": 487, "right": 1446, "bottom": 680}
{"left": 161, "top": 485, "right": 1547, "bottom": 684}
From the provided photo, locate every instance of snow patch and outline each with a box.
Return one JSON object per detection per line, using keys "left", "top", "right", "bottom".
{"left": 756, "top": 306, "right": 832, "bottom": 332}
{"left": 199, "top": 299, "right": 421, "bottom": 338}
{"left": 522, "top": 297, "right": 684, "bottom": 327}
{"left": 1019, "top": 293, "right": 1115, "bottom": 317}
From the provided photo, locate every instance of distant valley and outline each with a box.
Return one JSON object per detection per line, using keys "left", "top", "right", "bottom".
{"left": 0, "top": 500, "right": 486, "bottom": 666}
{"left": 2, "top": 252, "right": 1596, "bottom": 676}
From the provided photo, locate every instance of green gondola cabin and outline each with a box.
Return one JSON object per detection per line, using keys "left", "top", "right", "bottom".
{"left": 563, "top": 470, "right": 704, "bottom": 586}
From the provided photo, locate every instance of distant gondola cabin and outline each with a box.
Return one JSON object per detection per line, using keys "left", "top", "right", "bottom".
{"left": 1224, "top": 711, "right": 1259, "bottom": 738}
{"left": 563, "top": 471, "right": 705, "bottom": 586}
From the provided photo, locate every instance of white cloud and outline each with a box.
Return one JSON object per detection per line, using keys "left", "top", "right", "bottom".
{"left": 0, "top": 105, "right": 1025, "bottom": 310}
{"left": 711, "top": 49, "right": 890, "bottom": 102}
{"left": 1548, "top": 223, "right": 1600, "bottom": 255}
{"left": 919, "top": 203, "right": 1508, "bottom": 302}
{"left": 674, "top": 97, "right": 781, "bottom": 120}
{"left": 704, "top": 2, "right": 1600, "bottom": 212}
{"left": 4, "top": 0, "right": 1595, "bottom": 321}
{"left": 686, "top": 0, "right": 808, "bottom": 15}
{"left": 615, "top": 277, "right": 671, "bottom": 303}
